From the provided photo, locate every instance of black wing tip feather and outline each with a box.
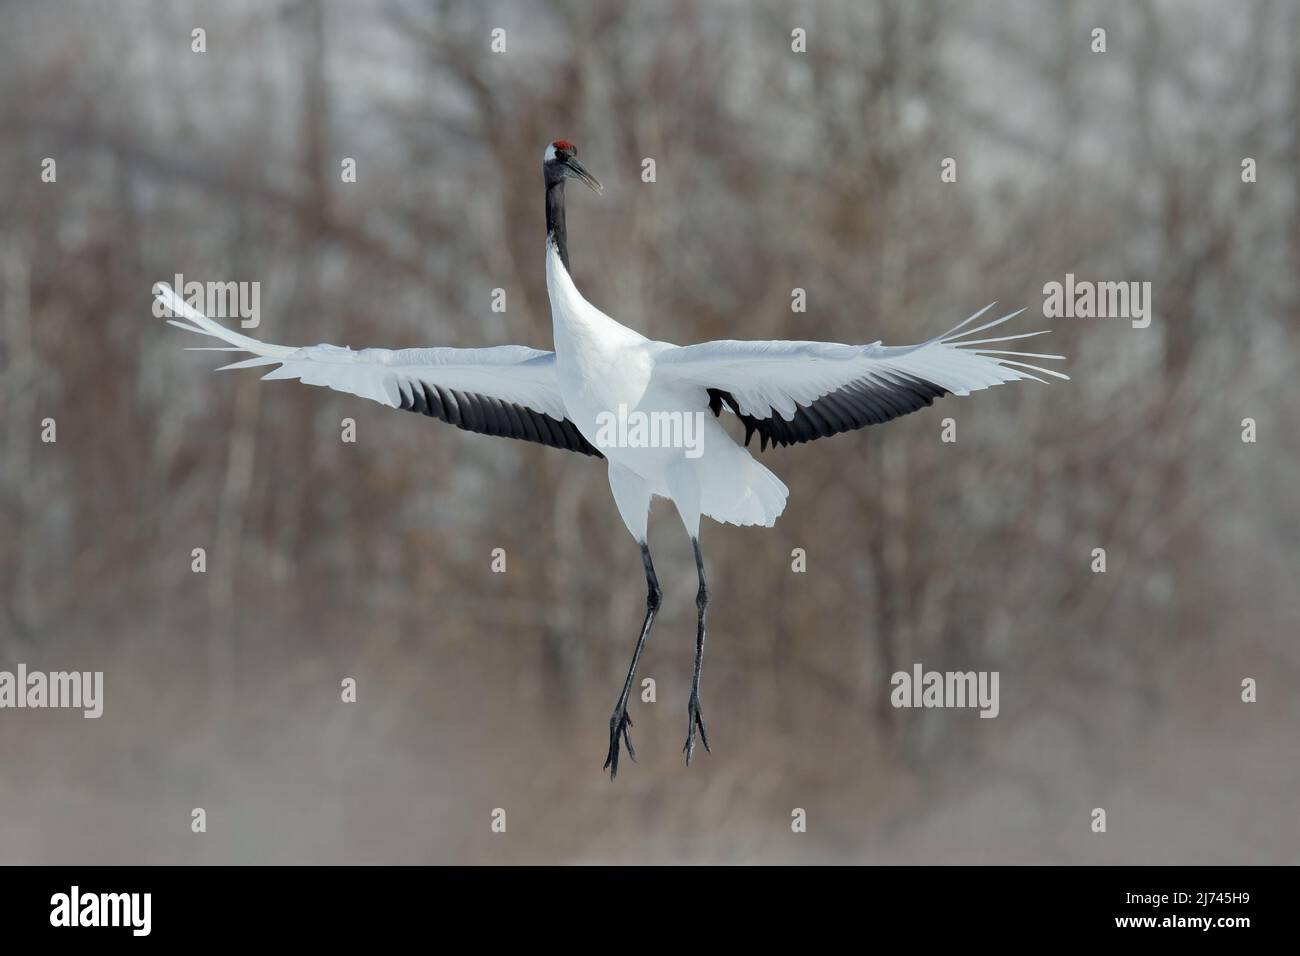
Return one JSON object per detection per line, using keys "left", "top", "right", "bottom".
{"left": 400, "top": 385, "right": 602, "bottom": 457}
{"left": 707, "top": 376, "right": 950, "bottom": 451}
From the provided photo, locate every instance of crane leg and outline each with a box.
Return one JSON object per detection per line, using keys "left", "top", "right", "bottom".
{"left": 684, "top": 536, "right": 711, "bottom": 764}
{"left": 603, "top": 542, "right": 661, "bottom": 779}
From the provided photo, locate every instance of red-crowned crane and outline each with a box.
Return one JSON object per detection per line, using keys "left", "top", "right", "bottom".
{"left": 156, "top": 139, "right": 1067, "bottom": 778}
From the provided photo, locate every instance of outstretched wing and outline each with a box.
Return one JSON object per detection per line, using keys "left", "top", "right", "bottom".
{"left": 155, "top": 284, "right": 599, "bottom": 456}
{"left": 652, "top": 304, "right": 1067, "bottom": 450}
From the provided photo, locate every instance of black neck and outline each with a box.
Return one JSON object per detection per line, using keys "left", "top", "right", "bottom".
{"left": 545, "top": 179, "right": 570, "bottom": 272}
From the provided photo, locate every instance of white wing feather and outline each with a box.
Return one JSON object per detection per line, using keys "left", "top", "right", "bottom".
{"left": 154, "top": 283, "right": 569, "bottom": 419}
{"left": 652, "top": 304, "right": 1067, "bottom": 421}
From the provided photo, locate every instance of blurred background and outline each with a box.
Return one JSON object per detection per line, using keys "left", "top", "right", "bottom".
{"left": 1, "top": 0, "right": 1297, "bottom": 864}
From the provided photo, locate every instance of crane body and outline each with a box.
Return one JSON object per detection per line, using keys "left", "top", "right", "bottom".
{"left": 157, "top": 139, "right": 1067, "bottom": 778}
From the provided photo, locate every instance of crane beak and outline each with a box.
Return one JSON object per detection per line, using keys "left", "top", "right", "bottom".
{"left": 564, "top": 156, "right": 603, "bottom": 195}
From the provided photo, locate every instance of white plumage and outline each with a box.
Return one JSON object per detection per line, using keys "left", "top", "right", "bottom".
{"left": 156, "top": 138, "right": 1068, "bottom": 777}
{"left": 158, "top": 283, "right": 569, "bottom": 418}
{"left": 157, "top": 258, "right": 1064, "bottom": 537}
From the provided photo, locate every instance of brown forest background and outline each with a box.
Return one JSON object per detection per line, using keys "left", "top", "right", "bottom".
{"left": 1, "top": 0, "right": 1297, "bottom": 863}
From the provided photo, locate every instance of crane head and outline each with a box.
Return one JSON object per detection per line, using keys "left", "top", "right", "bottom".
{"left": 543, "top": 140, "right": 602, "bottom": 194}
